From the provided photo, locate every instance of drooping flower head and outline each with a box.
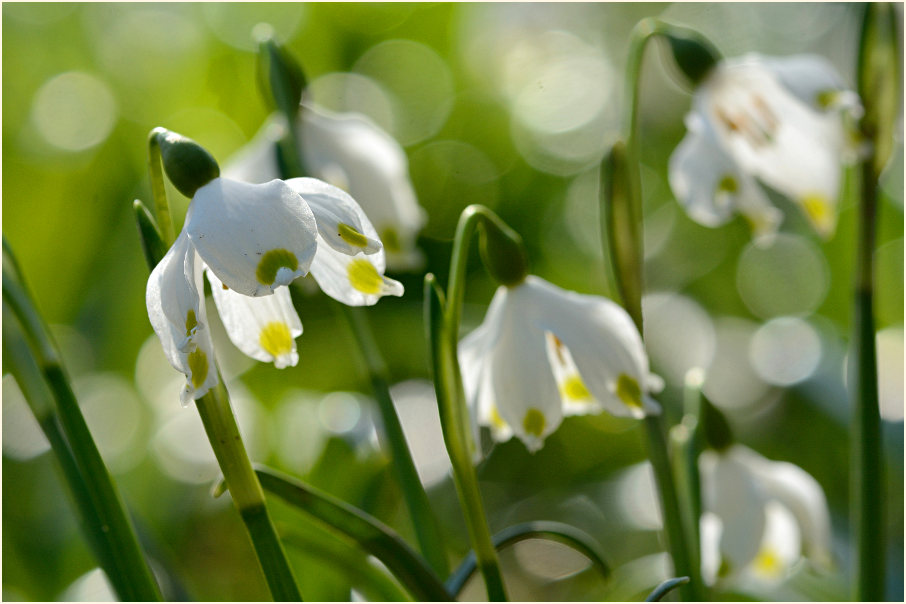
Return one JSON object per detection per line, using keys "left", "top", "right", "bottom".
{"left": 669, "top": 53, "right": 862, "bottom": 239}
{"left": 699, "top": 443, "right": 833, "bottom": 586}
{"left": 459, "top": 275, "right": 662, "bottom": 452}
{"left": 146, "top": 131, "right": 402, "bottom": 404}
{"left": 225, "top": 104, "right": 427, "bottom": 270}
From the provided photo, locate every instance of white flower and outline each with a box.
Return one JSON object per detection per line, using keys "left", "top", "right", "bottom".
{"left": 224, "top": 105, "right": 427, "bottom": 270}
{"left": 458, "top": 275, "right": 662, "bottom": 452}
{"left": 669, "top": 53, "right": 862, "bottom": 239}
{"left": 699, "top": 444, "right": 833, "bottom": 585}
{"left": 146, "top": 175, "right": 401, "bottom": 403}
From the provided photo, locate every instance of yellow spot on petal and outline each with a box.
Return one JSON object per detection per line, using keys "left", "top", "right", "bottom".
{"left": 185, "top": 309, "right": 198, "bottom": 337}
{"left": 561, "top": 374, "right": 592, "bottom": 401}
{"left": 522, "top": 408, "right": 546, "bottom": 438}
{"left": 753, "top": 547, "right": 784, "bottom": 579}
{"left": 717, "top": 174, "right": 738, "bottom": 194}
{"left": 816, "top": 89, "right": 838, "bottom": 109}
{"left": 259, "top": 321, "right": 293, "bottom": 358}
{"left": 489, "top": 405, "right": 508, "bottom": 430}
{"left": 338, "top": 223, "right": 369, "bottom": 248}
{"left": 615, "top": 373, "right": 643, "bottom": 409}
{"left": 256, "top": 248, "right": 298, "bottom": 286}
{"left": 187, "top": 348, "right": 208, "bottom": 389}
{"left": 381, "top": 227, "right": 401, "bottom": 253}
{"left": 347, "top": 258, "right": 383, "bottom": 295}
{"left": 800, "top": 193, "right": 834, "bottom": 236}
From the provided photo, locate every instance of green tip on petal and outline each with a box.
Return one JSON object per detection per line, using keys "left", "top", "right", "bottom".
{"left": 337, "top": 223, "right": 370, "bottom": 249}
{"left": 187, "top": 348, "right": 208, "bottom": 390}
{"left": 615, "top": 373, "right": 643, "bottom": 409}
{"left": 256, "top": 249, "right": 299, "bottom": 287}
{"left": 154, "top": 129, "right": 220, "bottom": 199}
{"left": 522, "top": 408, "right": 546, "bottom": 438}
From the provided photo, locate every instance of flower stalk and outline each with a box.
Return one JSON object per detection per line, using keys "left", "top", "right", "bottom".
{"left": 851, "top": 3, "right": 898, "bottom": 600}
{"left": 147, "top": 128, "right": 175, "bottom": 244}
{"left": 2, "top": 238, "right": 163, "bottom": 602}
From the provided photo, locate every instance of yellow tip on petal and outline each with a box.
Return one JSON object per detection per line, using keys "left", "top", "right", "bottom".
{"left": 561, "top": 374, "right": 592, "bottom": 401}
{"left": 615, "top": 373, "right": 643, "bottom": 409}
{"left": 256, "top": 248, "right": 299, "bottom": 286}
{"left": 347, "top": 258, "right": 383, "bottom": 295}
{"left": 187, "top": 348, "right": 208, "bottom": 389}
{"left": 338, "top": 223, "right": 370, "bottom": 249}
{"left": 522, "top": 408, "right": 546, "bottom": 438}
{"left": 489, "top": 405, "right": 508, "bottom": 430}
{"left": 800, "top": 193, "right": 835, "bottom": 237}
{"left": 185, "top": 309, "right": 198, "bottom": 337}
{"left": 752, "top": 547, "right": 784, "bottom": 580}
{"left": 259, "top": 321, "right": 293, "bottom": 358}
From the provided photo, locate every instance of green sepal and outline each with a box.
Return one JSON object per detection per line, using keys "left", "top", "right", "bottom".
{"left": 858, "top": 2, "right": 901, "bottom": 176}
{"left": 257, "top": 36, "right": 307, "bottom": 123}
{"left": 133, "top": 199, "right": 168, "bottom": 270}
{"left": 151, "top": 127, "right": 220, "bottom": 199}
{"left": 662, "top": 25, "right": 721, "bottom": 87}
{"left": 701, "top": 397, "right": 734, "bottom": 451}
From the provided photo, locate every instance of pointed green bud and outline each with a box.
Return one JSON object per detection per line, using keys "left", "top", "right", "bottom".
{"left": 133, "top": 199, "right": 168, "bottom": 270}
{"left": 701, "top": 397, "right": 734, "bottom": 451}
{"left": 256, "top": 28, "right": 307, "bottom": 123}
{"left": 662, "top": 25, "right": 721, "bottom": 87}
{"left": 476, "top": 210, "right": 528, "bottom": 288}
{"left": 151, "top": 128, "right": 220, "bottom": 199}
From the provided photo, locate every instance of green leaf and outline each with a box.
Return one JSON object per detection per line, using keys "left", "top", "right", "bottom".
{"left": 133, "top": 199, "right": 168, "bottom": 270}
{"left": 645, "top": 576, "right": 690, "bottom": 602}
{"left": 248, "top": 465, "right": 451, "bottom": 601}
{"left": 445, "top": 521, "right": 611, "bottom": 597}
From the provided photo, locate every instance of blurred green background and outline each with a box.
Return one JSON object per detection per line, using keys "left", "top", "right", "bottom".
{"left": 2, "top": 2, "right": 903, "bottom": 601}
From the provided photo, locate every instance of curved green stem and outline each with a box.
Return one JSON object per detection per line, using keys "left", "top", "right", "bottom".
{"left": 2, "top": 240, "right": 163, "bottom": 601}
{"left": 645, "top": 576, "right": 691, "bottom": 602}
{"left": 426, "top": 272, "right": 507, "bottom": 601}
{"left": 147, "top": 128, "right": 175, "bottom": 245}
{"left": 445, "top": 521, "right": 611, "bottom": 597}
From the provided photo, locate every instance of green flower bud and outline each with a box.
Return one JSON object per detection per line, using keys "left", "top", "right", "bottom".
{"left": 152, "top": 128, "right": 220, "bottom": 199}
{"left": 663, "top": 26, "right": 721, "bottom": 87}
{"left": 256, "top": 33, "right": 307, "bottom": 123}
{"left": 478, "top": 214, "right": 528, "bottom": 288}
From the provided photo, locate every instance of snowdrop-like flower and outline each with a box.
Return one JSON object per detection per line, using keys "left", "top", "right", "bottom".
{"left": 225, "top": 105, "right": 427, "bottom": 269}
{"left": 669, "top": 53, "right": 862, "bottom": 239}
{"left": 699, "top": 444, "right": 833, "bottom": 585}
{"left": 459, "top": 276, "right": 662, "bottom": 452}
{"left": 147, "top": 169, "right": 401, "bottom": 403}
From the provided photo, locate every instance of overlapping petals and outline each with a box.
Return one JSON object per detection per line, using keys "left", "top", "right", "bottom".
{"left": 669, "top": 53, "right": 861, "bottom": 239}
{"left": 699, "top": 444, "right": 833, "bottom": 584}
{"left": 459, "top": 276, "right": 661, "bottom": 452}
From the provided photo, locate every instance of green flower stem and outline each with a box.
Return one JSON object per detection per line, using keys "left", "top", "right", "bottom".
{"left": 643, "top": 411, "right": 700, "bottom": 602}
{"left": 645, "top": 576, "right": 691, "bottom": 602}
{"left": 2, "top": 240, "right": 163, "bottom": 601}
{"left": 195, "top": 380, "right": 302, "bottom": 601}
{"left": 851, "top": 4, "right": 897, "bottom": 599}
{"left": 147, "top": 128, "right": 175, "bottom": 245}
{"left": 425, "top": 274, "right": 507, "bottom": 601}
{"left": 337, "top": 303, "right": 450, "bottom": 577}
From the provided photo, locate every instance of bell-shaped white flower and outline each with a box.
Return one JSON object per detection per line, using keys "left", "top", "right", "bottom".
{"left": 699, "top": 444, "right": 833, "bottom": 584}
{"left": 669, "top": 53, "right": 861, "bottom": 239}
{"left": 459, "top": 276, "right": 661, "bottom": 452}
{"left": 146, "top": 228, "right": 218, "bottom": 404}
{"left": 223, "top": 105, "right": 427, "bottom": 270}
{"left": 186, "top": 177, "right": 319, "bottom": 297}
{"left": 286, "top": 177, "right": 404, "bottom": 306}
{"left": 207, "top": 269, "right": 303, "bottom": 369}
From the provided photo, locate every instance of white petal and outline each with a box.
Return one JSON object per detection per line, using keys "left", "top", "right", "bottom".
{"left": 521, "top": 277, "right": 650, "bottom": 419}
{"left": 669, "top": 116, "right": 780, "bottom": 237}
{"left": 759, "top": 54, "right": 859, "bottom": 115}
{"left": 746, "top": 501, "right": 801, "bottom": 583}
{"left": 487, "top": 283, "right": 563, "bottom": 452}
{"left": 309, "top": 237, "right": 403, "bottom": 306}
{"left": 734, "top": 446, "right": 833, "bottom": 567}
{"left": 207, "top": 269, "right": 302, "bottom": 369}
{"left": 700, "top": 447, "right": 768, "bottom": 572}
{"left": 146, "top": 230, "right": 218, "bottom": 403}
{"left": 285, "top": 177, "right": 382, "bottom": 256}
{"left": 300, "top": 105, "right": 426, "bottom": 269}
{"left": 221, "top": 117, "right": 284, "bottom": 184}
{"left": 187, "top": 177, "right": 319, "bottom": 297}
